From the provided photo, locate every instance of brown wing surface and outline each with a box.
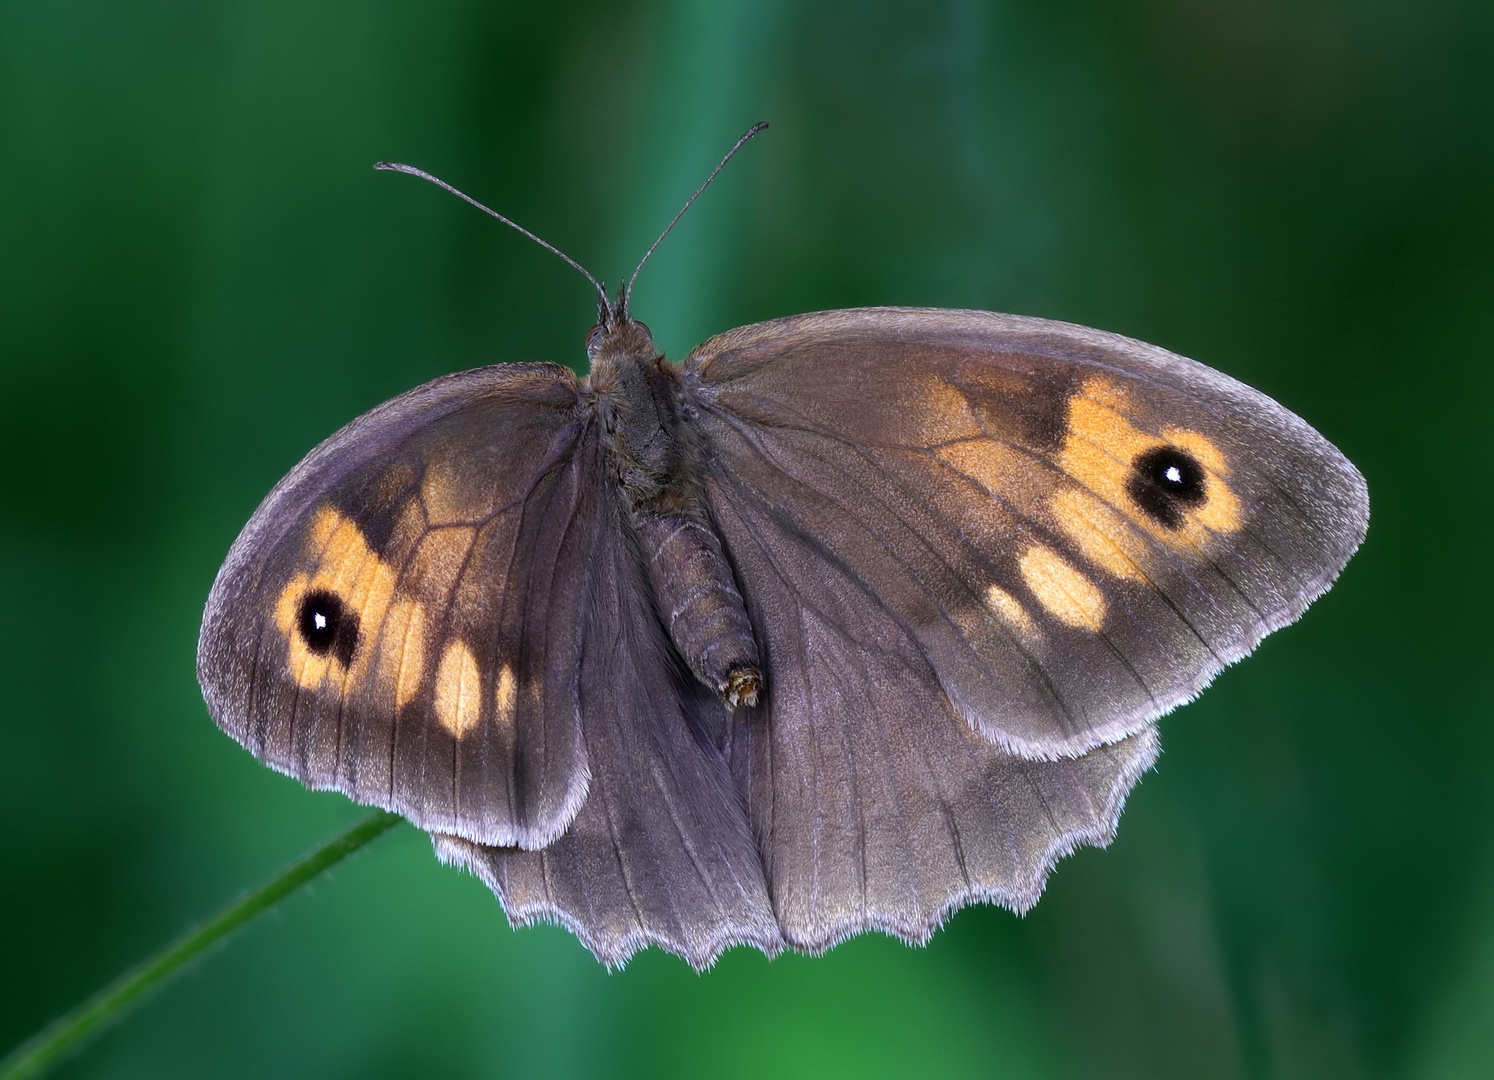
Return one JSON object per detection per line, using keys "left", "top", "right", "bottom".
{"left": 198, "top": 364, "right": 597, "bottom": 849}
{"left": 683, "top": 307, "right": 1368, "bottom": 760}
{"left": 710, "top": 482, "right": 1159, "bottom": 952}
{"left": 435, "top": 491, "right": 782, "bottom": 969}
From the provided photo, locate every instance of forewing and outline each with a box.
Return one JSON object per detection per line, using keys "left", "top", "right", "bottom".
{"left": 198, "top": 364, "right": 596, "bottom": 849}
{"left": 684, "top": 308, "right": 1368, "bottom": 759}
{"left": 711, "top": 485, "right": 1159, "bottom": 950}
{"left": 434, "top": 491, "right": 781, "bottom": 970}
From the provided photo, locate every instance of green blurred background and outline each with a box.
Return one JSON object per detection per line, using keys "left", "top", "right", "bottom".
{"left": 2, "top": 0, "right": 1491, "bottom": 1076}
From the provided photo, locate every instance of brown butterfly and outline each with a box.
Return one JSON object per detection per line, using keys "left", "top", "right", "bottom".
{"left": 197, "top": 127, "right": 1368, "bottom": 969}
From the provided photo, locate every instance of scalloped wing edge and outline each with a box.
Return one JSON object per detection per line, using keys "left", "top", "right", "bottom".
{"left": 429, "top": 725, "right": 1160, "bottom": 970}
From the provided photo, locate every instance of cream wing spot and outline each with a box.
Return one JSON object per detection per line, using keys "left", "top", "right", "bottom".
{"left": 984, "top": 584, "right": 1039, "bottom": 638}
{"left": 435, "top": 640, "right": 483, "bottom": 738}
{"left": 386, "top": 599, "right": 428, "bottom": 710}
{"left": 1019, "top": 545, "right": 1107, "bottom": 631}
{"left": 495, "top": 663, "right": 518, "bottom": 733}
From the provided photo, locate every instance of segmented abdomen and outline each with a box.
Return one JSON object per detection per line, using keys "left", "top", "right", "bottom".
{"left": 634, "top": 514, "right": 760, "bottom": 706}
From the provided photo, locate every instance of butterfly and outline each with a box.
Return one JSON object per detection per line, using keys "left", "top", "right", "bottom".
{"left": 197, "top": 128, "right": 1368, "bottom": 969}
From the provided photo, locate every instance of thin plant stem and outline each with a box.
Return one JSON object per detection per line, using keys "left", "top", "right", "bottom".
{"left": 0, "top": 809, "right": 403, "bottom": 1080}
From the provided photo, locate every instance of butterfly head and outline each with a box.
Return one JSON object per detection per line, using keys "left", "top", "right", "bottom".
{"left": 585, "top": 304, "right": 658, "bottom": 372}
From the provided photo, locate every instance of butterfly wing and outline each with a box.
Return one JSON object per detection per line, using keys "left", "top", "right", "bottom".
{"left": 433, "top": 488, "right": 782, "bottom": 970}
{"left": 711, "top": 485, "right": 1160, "bottom": 951}
{"left": 675, "top": 306, "right": 1364, "bottom": 949}
{"left": 682, "top": 307, "right": 1368, "bottom": 760}
{"left": 429, "top": 332, "right": 1164, "bottom": 967}
{"left": 197, "top": 364, "right": 596, "bottom": 849}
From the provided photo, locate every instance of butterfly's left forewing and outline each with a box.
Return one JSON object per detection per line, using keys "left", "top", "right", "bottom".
{"left": 198, "top": 364, "right": 596, "bottom": 849}
{"left": 683, "top": 308, "right": 1368, "bottom": 761}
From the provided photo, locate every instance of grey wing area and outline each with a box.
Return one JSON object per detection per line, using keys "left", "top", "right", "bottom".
{"left": 197, "top": 364, "right": 595, "bottom": 850}
{"left": 433, "top": 490, "right": 783, "bottom": 970}
{"left": 683, "top": 308, "right": 1368, "bottom": 760}
{"left": 709, "top": 480, "right": 1159, "bottom": 950}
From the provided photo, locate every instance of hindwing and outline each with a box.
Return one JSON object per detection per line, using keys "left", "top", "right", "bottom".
{"left": 434, "top": 490, "right": 782, "bottom": 969}
{"left": 710, "top": 481, "right": 1160, "bottom": 952}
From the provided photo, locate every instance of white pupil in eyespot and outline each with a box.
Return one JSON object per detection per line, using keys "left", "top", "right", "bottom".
{"left": 1164, "top": 465, "right": 1182, "bottom": 484}
{"left": 313, "top": 612, "right": 328, "bottom": 631}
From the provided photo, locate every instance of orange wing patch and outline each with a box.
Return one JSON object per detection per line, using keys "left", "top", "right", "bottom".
{"left": 1048, "top": 487, "right": 1150, "bottom": 582}
{"left": 900, "top": 376, "right": 986, "bottom": 445}
{"left": 1053, "top": 377, "right": 1243, "bottom": 574}
{"left": 1161, "top": 426, "right": 1245, "bottom": 535}
{"left": 404, "top": 526, "right": 479, "bottom": 604}
{"left": 386, "top": 598, "right": 428, "bottom": 709}
{"left": 272, "top": 505, "right": 462, "bottom": 707}
{"left": 275, "top": 507, "right": 402, "bottom": 692}
{"left": 422, "top": 454, "right": 505, "bottom": 527}
{"left": 272, "top": 500, "right": 512, "bottom": 741}
{"left": 935, "top": 438, "right": 1029, "bottom": 498}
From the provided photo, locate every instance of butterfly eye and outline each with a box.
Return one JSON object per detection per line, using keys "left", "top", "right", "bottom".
{"left": 296, "top": 589, "right": 360, "bottom": 665}
{"left": 1128, "top": 445, "right": 1208, "bottom": 529}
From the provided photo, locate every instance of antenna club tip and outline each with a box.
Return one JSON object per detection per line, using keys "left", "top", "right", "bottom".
{"left": 373, "top": 161, "right": 420, "bottom": 175}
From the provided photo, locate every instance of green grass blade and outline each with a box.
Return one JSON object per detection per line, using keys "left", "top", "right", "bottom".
{"left": 0, "top": 810, "right": 403, "bottom": 1080}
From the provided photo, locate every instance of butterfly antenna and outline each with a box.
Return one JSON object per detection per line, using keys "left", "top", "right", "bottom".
{"left": 374, "top": 161, "right": 613, "bottom": 322}
{"left": 620, "top": 121, "right": 768, "bottom": 317}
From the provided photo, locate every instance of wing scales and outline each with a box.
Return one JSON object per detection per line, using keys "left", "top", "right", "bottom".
{"left": 684, "top": 308, "right": 1368, "bottom": 758}
{"left": 435, "top": 492, "right": 782, "bottom": 969}
{"left": 711, "top": 480, "right": 1160, "bottom": 951}
{"left": 199, "top": 364, "right": 595, "bottom": 848}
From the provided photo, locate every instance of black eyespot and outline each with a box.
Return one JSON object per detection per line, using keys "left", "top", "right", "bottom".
{"left": 1128, "top": 446, "right": 1208, "bottom": 529}
{"left": 297, "top": 590, "right": 360, "bottom": 666}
